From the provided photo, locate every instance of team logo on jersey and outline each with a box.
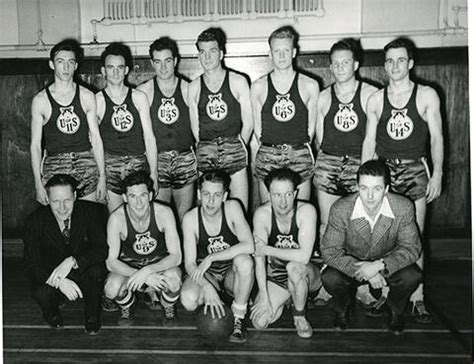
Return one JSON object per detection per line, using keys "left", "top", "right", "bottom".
{"left": 275, "top": 234, "right": 299, "bottom": 249}
{"left": 57, "top": 107, "right": 80, "bottom": 134}
{"left": 207, "top": 236, "right": 230, "bottom": 254}
{"left": 158, "top": 97, "right": 179, "bottom": 124}
{"left": 133, "top": 231, "right": 157, "bottom": 255}
{"left": 112, "top": 104, "right": 134, "bottom": 132}
{"left": 272, "top": 94, "right": 295, "bottom": 122}
{"left": 334, "top": 103, "right": 358, "bottom": 132}
{"left": 206, "top": 93, "right": 228, "bottom": 121}
{"left": 387, "top": 109, "right": 413, "bottom": 140}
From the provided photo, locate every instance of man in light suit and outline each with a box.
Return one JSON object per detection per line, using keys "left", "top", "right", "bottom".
{"left": 320, "top": 160, "right": 422, "bottom": 334}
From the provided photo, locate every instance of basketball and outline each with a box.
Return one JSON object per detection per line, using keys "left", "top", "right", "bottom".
{"left": 196, "top": 305, "right": 234, "bottom": 343}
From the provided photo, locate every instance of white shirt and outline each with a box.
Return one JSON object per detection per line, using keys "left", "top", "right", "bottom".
{"left": 351, "top": 195, "right": 395, "bottom": 232}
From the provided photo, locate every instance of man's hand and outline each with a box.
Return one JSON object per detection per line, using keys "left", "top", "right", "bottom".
{"left": 127, "top": 266, "right": 151, "bottom": 292}
{"left": 146, "top": 272, "right": 169, "bottom": 291}
{"left": 426, "top": 173, "right": 442, "bottom": 203}
{"left": 58, "top": 278, "right": 83, "bottom": 301}
{"left": 250, "top": 295, "right": 272, "bottom": 323}
{"left": 35, "top": 182, "right": 49, "bottom": 205}
{"left": 191, "top": 257, "right": 212, "bottom": 283}
{"left": 202, "top": 284, "right": 226, "bottom": 319}
{"left": 368, "top": 273, "right": 387, "bottom": 290}
{"left": 254, "top": 238, "right": 267, "bottom": 257}
{"left": 95, "top": 175, "right": 107, "bottom": 202}
{"left": 151, "top": 173, "right": 159, "bottom": 197}
{"left": 46, "top": 257, "right": 76, "bottom": 288}
{"left": 354, "top": 260, "right": 383, "bottom": 282}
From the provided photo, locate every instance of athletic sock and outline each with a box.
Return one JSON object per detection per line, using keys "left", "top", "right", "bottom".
{"left": 231, "top": 301, "right": 248, "bottom": 319}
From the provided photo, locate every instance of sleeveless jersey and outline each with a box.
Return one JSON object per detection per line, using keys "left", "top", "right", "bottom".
{"left": 99, "top": 88, "right": 145, "bottom": 156}
{"left": 119, "top": 203, "right": 168, "bottom": 269}
{"left": 197, "top": 205, "right": 240, "bottom": 275}
{"left": 43, "top": 84, "right": 91, "bottom": 154}
{"left": 261, "top": 73, "right": 309, "bottom": 145}
{"left": 198, "top": 71, "right": 242, "bottom": 141}
{"left": 320, "top": 82, "right": 367, "bottom": 157}
{"left": 376, "top": 84, "right": 428, "bottom": 159}
{"left": 150, "top": 77, "right": 194, "bottom": 152}
{"left": 268, "top": 203, "right": 300, "bottom": 270}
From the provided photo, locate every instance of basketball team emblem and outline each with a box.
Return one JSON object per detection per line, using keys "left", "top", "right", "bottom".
{"left": 272, "top": 94, "right": 295, "bottom": 122}
{"left": 158, "top": 97, "right": 179, "bottom": 124}
{"left": 207, "top": 236, "right": 230, "bottom": 254}
{"left": 206, "top": 93, "right": 228, "bottom": 121}
{"left": 112, "top": 104, "right": 134, "bottom": 132}
{"left": 387, "top": 109, "right": 413, "bottom": 140}
{"left": 57, "top": 107, "right": 80, "bottom": 134}
{"left": 275, "top": 235, "right": 300, "bottom": 249}
{"left": 133, "top": 231, "right": 157, "bottom": 255}
{"left": 334, "top": 103, "right": 358, "bottom": 132}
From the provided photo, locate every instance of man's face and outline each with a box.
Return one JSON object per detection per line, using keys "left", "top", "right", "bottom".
{"left": 384, "top": 47, "right": 413, "bottom": 82}
{"left": 269, "top": 180, "right": 297, "bottom": 215}
{"left": 199, "top": 181, "right": 227, "bottom": 216}
{"left": 48, "top": 185, "right": 76, "bottom": 222}
{"left": 49, "top": 50, "right": 77, "bottom": 82}
{"left": 123, "top": 184, "right": 152, "bottom": 215}
{"left": 330, "top": 49, "right": 358, "bottom": 83}
{"left": 197, "top": 41, "right": 223, "bottom": 72}
{"left": 269, "top": 38, "right": 296, "bottom": 71}
{"left": 358, "top": 175, "right": 388, "bottom": 215}
{"left": 151, "top": 49, "right": 176, "bottom": 81}
{"left": 102, "top": 55, "right": 128, "bottom": 86}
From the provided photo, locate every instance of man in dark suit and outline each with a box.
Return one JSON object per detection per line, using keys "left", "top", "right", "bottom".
{"left": 320, "top": 160, "right": 422, "bottom": 334}
{"left": 23, "top": 174, "right": 108, "bottom": 335}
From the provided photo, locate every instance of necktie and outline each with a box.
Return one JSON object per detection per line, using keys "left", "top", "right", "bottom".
{"left": 62, "top": 218, "right": 70, "bottom": 244}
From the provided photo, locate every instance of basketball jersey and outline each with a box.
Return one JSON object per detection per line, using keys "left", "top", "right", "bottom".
{"left": 99, "top": 88, "right": 145, "bottom": 156}
{"left": 198, "top": 71, "right": 242, "bottom": 141}
{"left": 268, "top": 203, "right": 300, "bottom": 270}
{"left": 43, "top": 84, "right": 91, "bottom": 154}
{"left": 320, "top": 82, "right": 366, "bottom": 157}
{"left": 119, "top": 203, "right": 168, "bottom": 269}
{"left": 197, "top": 205, "right": 240, "bottom": 275}
{"left": 150, "top": 77, "right": 194, "bottom": 152}
{"left": 376, "top": 84, "right": 428, "bottom": 159}
{"left": 261, "top": 72, "right": 309, "bottom": 145}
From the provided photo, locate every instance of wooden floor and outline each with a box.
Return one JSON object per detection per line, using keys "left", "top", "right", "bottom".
{"left": 3, "top": 253, "right": 473, "bottom": 363}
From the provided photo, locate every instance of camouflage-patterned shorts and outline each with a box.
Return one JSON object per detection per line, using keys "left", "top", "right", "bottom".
{"left": 158, "top": 148, "right": 198, "bottom": 189}
{"left": 196, "top": 136, "right": 247, "bottom": 176}
{"left": 105, "top": 153, "right": 149, "bottom": 194}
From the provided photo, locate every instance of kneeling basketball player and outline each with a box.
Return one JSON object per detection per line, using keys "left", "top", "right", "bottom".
{"left": 180, "top": 170, "right": 254, "bottom": 343}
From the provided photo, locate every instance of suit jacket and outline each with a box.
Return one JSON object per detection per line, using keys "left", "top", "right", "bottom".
{"left": 320, "top": 192, "right": 421, "bottom": 278}
{"left": 23, "top": 200, "right": 108, "bottom": 285}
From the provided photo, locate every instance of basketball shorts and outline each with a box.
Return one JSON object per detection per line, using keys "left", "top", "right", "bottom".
{"left": 196, "top": 136, "right": 247, "bottom": 176}
{"left": 105, "top": 153, "right": 149, "bottom": 194}
{"left": 158, "top": 148, "right": 198, "bottom": 189}
{"left": 267, "top": 256, "right": 321, "bottom": 291}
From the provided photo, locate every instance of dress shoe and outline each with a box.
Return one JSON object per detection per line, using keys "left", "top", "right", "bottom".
{"left": 84, "top": 319, "right": 101, "bottom": 335}
{"left": 333, "top": 313, "right": 349, "bottom": 331}
{"left": 364, "top": 302, "right": 386, "bottom": 318}
{"left": 410, "top": 300, "right": 433, "bottom": 324}
{"left": 388, "top": 310, "right": 404, "bottom": 335}
{"left": 44, "top": 311, "right": 64, "bottom": 329}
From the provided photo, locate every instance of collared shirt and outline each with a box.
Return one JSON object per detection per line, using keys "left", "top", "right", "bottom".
{"left": 351, "top": 195, "right": 395, "bottom": 231}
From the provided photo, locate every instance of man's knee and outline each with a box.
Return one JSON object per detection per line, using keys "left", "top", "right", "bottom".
{"left": 389, "top": 265, "right": 422, "bottom": 290}
{"left": 321, "top": 267, "right": 347, "bottom": 290}
{"left": 32, "top": 283, "right": 57, "bottom": 305}
{"left": 180, "top": 284, "right": 199, "bottom": 312}
{"left": 252, "top": 314, "right": 271, "bottom": 330}
{"left": 103, "top": 274, "right": 126, "bottom": 300}
{"left": 83, "top": 264, "right": 105, "bottom": 283}
{"left": 233, "top": 254, "right": 254, "bottom": 276}
{"left": 162, "top": 267, "right": 182, "bottom": 293}
{"left": 287, "top": 261, "right": 307, "bottom": 284}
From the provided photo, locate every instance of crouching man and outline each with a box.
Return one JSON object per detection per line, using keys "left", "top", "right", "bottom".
{"left": 251, "top": 168, "right": 322, "bottom": 339}
{"left": 104, "top": 171, "right": 182, "bottom": 326}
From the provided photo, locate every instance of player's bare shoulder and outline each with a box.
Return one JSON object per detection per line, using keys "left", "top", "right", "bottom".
{"left": 253, "top": 201, "right": 272, "bottom": 223}
{"left": 250, "top": 75, "right": 267, "bottom": 101}
{"left": 360, "top": 82, "right": 379, "bottom": 100}
{"left": 182, "top": 206, "right": 199, "bottom": 230}
{"left": 136, "top": 78, "right": 154, "bottom": 99}
{"left": 318, "top": 86, "right": 332, "bottom": 109}
{"left": 79, "top": 84, "right": 95, "bottom": 100}
{"left": 31, "top": 88, "right": 50, "bottom": 114}
{"left": 417, "top": 84, "right": 440, "bottom": 103}
{"left": 297, "top": 201, "right": 317, "bottom": 220}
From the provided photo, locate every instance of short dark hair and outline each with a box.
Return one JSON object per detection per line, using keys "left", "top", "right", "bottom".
{"left": 149, "top": 36, "right": 179, "bottom": 59}
{"left": 329, "top": 38, "right": 361, "bottom": 63}
{"left": 198, "top": 170, "right": 231, "bottom": 192}
{"left": 357, "top": 160, "right": 391, "bottom": 187}
{"left": 45, "top": 174, "right": 78, "bottom": 193}
{"left": 50, "top": 39, "right": 83, "bottom": 63}
{"left": 383, "top": 37, "right": 415, "bottom": 61}
{"left": 121, "top": 170, "right": 154, "bottom": 194}
{"left": 268, "top": 26, "right": 298, "bottom": 48}
{"left": 195, "top": 27, "right": 226, "bottom": 53}
{"left": 101, "top": 42, "right": 133, "bottom": 68}
{"left": 264, "top": 168, "right": 302, "bottom": 190}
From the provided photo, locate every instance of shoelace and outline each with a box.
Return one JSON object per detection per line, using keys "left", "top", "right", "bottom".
{"left": 413, "top": 301, "right": 428, "bottom": 314}
{"left": 164, "top": 306, "right": 175, "bottom": 319}
{"left": 121, "top": 306, "right": 130, "bottom": 319}
{"left": 233, "top": 318, "right": 243, "bottom": 334}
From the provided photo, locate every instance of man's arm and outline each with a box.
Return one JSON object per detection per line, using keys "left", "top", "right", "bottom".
{"left": 30, "top": 93, "right": 48, "bottom": 205}
{"left": 315, "top": 88, "right": 330, "bottom": 150}
{"left": 134, "top": 90, "right": 158, "bottom": 192}
{"left": 262, "top": 204, "right": 317, "bottom": 264}
{"left": 81, "top": 87, "right": 106, "bottom": 201}
{"left": 230, "top": 72, "right": 253, "bottom": 144}
{"left": 250, "top": 77, "right": 266, "bottom": 144}
{"left": 187, "top": 78, "right": 201, "bottom": 142}
{"left": 301, "top": 76, "right": 320, "bottom": 142}
{"left": 136, "top": 79, "right": 154, "bottom": 105}
{"left": 361, "top": 91, "right": 382, "bottom": 163}
{"left": 421, "top": 86, "right": 444, "bottom": 203}
{"left": 320, "top": 203, "right": 361, "bottom": 277}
